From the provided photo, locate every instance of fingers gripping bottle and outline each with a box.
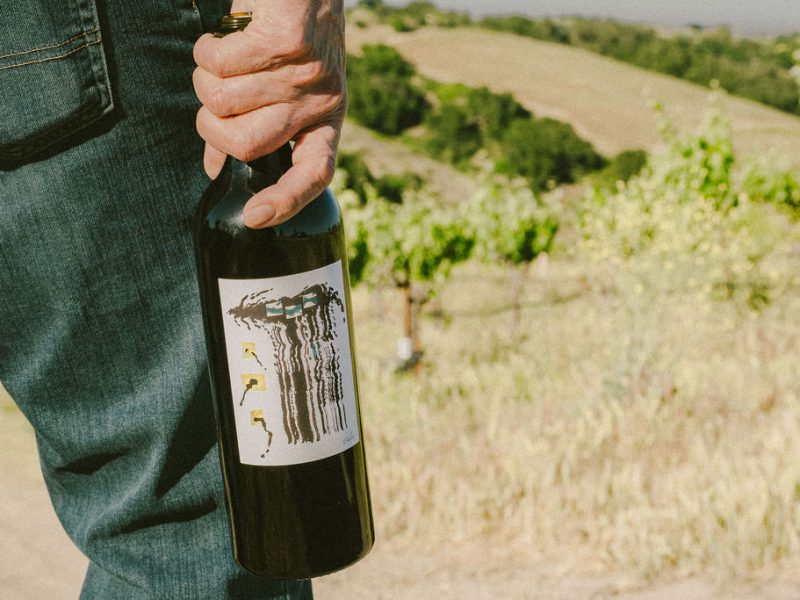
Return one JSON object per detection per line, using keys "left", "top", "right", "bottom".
{"left": 193, "top": 12, "right": 374, "bottom": 579}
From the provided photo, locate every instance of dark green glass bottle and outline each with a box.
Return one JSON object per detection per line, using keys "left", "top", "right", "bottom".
{"left": 193, "top": 12, "right": 374, "bottom": 580}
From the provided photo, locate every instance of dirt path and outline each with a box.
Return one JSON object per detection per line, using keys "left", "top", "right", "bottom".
{"left": 0, "top": 405, "right": 87, "bottom": 599}
{"left": 3, "top": 401, "right": 800, "bottom": 600}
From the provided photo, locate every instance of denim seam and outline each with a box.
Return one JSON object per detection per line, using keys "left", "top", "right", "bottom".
{"left": 0, "top": 96, "right": 107, "bottom": 160}
{"left": 0, "top": 38, "right": 102, "bottom": 73}
{"left": 0, "top": 28, "right": 98, "bottom": 61}
{"left": 0, "top": 0, "right": 112, "bottom": 163}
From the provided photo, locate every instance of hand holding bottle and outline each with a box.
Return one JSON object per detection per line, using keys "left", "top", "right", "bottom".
{"left": 192, "top": 0, "right": 346, "bottom": 229}
{"left": 193, "top": 11, "right": 373, "bottom": 578}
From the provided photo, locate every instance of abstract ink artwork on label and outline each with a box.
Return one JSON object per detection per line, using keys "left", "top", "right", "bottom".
{"left": 218, "top": 261, "right": 359, "bottom": 466}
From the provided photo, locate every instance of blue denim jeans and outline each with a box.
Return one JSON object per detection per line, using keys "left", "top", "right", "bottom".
{"left": 0, "top": 1, "right": 312, "bottom": 598}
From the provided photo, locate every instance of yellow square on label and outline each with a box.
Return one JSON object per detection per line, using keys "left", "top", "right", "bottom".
{"left": 250, "top": 409, "right": 265, "bottom": 424}
{"left": 241, "top": 374, "right": 266, "bottom": 391}
{"left": 242, "top": 342, "right": 256, "bottom": 358}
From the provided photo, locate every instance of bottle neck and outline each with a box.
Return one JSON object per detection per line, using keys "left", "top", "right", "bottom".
{"left": 235, "top": 143, "right": 293, "bottom": 191}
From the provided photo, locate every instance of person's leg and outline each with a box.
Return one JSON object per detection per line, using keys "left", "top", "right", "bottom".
{"left": 0, "top": 1, "right": 311, "bottom": 597}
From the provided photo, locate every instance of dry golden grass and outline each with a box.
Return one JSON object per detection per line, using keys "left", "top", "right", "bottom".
{"left": 346, "top": 24, "right": 800, "bottom": 164}
{"left": 343, "top": 110, "right": 800, "bottom": 579}
{"left": 352, "top": 256, "right": 800, "bottom": 579}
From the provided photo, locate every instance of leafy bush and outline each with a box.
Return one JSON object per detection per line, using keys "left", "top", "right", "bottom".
{"left": 419, "top": 81, "right": 605, "bottom": 188}
{"left": 342, "top": 190, "right": 474, "bottom": 363}
{"left": 469, "top": 173, "right": 560, "bottom": 325}
{"left": 471, "top": 174, "right": 559, "bottom": 266}
{"left": 347, "top": 44, "right": 430, "bottom": 135}
{"left": 481, "top": 15, "right": 569, "bottom": 44}
{"left": 356, "top": 0, "right": 383, "bottom": 10}
{"left": 422, "top": 104, "right": 483, "bottom": 165}
{"left": 578, "top": 104, "right": 797, "bottom": 312}
{"left": 500, "top": 118, "right": 606, "bottom": 189}
{"left": 390, "top": 16, "right": 417, "bottom": 33}
{"left": 337, "top": 150, "right": 422, "bottom": 205}
{"left": 353, "top": 194, "right": 474, "bottom": 289}
{"left": 359, "top": 0, "right": 471, "bottom": 29}
{"left": 652, "top": 103, "right": 736, "bottom": 209}
{"left": 373, "top": 172, "right": 422, "bottom": 204}
{"left": 337, "top": 151, "right": 375, "bottom": 204}
{"left": 593, "top": 149, "right": 648, "bottom": 188}
{"left": 742, "top": 163, "right": 800, "bottom": 213}
{"left": 465, "top": 86, "right": 531, "bottom": 140}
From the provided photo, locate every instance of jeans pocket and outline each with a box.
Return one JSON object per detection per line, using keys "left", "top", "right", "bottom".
{"left": 0, "top": 0, "right": 113, "bottom": 162}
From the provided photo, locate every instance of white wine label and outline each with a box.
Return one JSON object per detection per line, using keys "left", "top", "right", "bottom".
{"left": 218, "top": 261, "right": 359, "bottom": 466}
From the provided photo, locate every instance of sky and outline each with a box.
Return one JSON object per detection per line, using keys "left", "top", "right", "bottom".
{"left": 346, "top": 0, "right": 800, "bottom": 36}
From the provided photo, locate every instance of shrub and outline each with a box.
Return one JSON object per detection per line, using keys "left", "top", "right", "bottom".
{"left": 337, "top": 151, "right": 374, "bottom": 204}
{"left": 593, "top": 149, "right": 648, "bottom": 188}
{"left": 501, "top": 118, "right": 606, "bottom": 189}
{"left": 347, "top": 45, "right": 430, "bottom": 135}
{"left": 465, "top": 86, "right": 531, "bottom": 140}
{"left": 423, "top": 104, "right": 483, "bottom": 165}
{"left": 578, "top": 105, "right": 795, "bottom": 312}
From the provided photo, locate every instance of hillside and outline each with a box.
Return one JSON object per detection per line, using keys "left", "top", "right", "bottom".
{"left": 346, "top": 24, "right": 800, "bottom": 165}
{"left": 339, "top": 119, "right": 475, "bottom": 203}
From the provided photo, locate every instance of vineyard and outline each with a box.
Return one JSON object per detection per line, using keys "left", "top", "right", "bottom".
{"left": 2, "top": 5, "right": 800, "bottom": 597}
{"left": 336, "top": 102, "right": 800, "bottom": 577}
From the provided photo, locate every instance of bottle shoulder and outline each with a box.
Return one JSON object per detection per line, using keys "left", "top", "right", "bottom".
{"left": 196, "top": 176, "right": 342, "bottom": 241}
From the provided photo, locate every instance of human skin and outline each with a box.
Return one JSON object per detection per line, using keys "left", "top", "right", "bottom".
{"left": 192, "top": 0, "right": 346, "bottom": 228}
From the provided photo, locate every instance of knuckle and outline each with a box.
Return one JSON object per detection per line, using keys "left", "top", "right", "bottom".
{"left": 321, "top": 91, "right": 346, "bottom": 115}
{"left": 206, "top": 44, "right": 227, "bottom": 75}
{"left": 206, "top": 81, "right": 231, "bottom": 116}
{"left": 230, "top": 130, "right": 260, "bottom": 162}
{"left": 293, "top": 60, "right": 325, "bottom": 86}
{"left": 281, "top": 30, "right": 313, "bottom": 58}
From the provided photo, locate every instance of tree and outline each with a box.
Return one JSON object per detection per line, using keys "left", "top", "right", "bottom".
{"left": 357, "top": 0, "right": 384, "bottom": 9}
{"left": 465, "top": 86, "right": 531, "bottom": 140}
{"left": 347, "top": 45, "right": 430, "bottom": 135}
{"left": 471, "top": 175, "right": 559, "bottom": 327}
{"left": 593, "top": 149, "right": 648, "bottom": 189}
{"left": 423, "top": 104, "right": 483, "bottom": 164}
{"left": 347, "top": 193, "right": 474, "bottom": 369}
{"left": 501, "top": 118, "right": 605, "bottom": 190}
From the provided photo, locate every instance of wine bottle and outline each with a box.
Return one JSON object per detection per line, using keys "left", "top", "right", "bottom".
{"left": 193, "top": 12, "right": 374, "bottom": 579}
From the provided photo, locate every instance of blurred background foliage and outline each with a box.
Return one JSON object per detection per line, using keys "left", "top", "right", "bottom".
{"left": 354, "top": 0, "right": 800, "bottom": 115}
{"left": 334, "top": 2, "right": 800, "bottom": 578}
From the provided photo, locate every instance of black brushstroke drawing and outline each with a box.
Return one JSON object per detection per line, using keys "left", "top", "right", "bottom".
{"left": 250, "top": 410, "right": 273, "bottom": 457}
{"left": 240, "top": 377, "right": 260, "bottom": 406}
{"left": 244, "top": 345, "right": 266, "bottom": 369}
{"left": 229, "top": 283, "right": 348, "bottom": 445}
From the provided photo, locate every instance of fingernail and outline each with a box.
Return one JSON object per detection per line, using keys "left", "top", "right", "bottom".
{"left": 243, "top": 204, "right": 276, "bottom": 228}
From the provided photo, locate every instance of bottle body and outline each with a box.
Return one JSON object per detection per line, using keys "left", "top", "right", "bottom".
{"left": 194, "top": 155, "right": 374, "bottom": 579}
